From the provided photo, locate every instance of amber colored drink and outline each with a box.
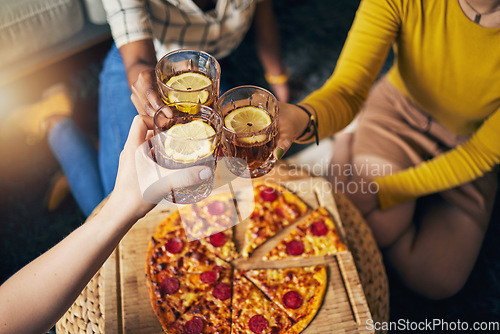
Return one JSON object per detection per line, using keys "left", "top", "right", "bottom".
{"left": 159, "top": 70, "right": 216, "bottom": 108}
{"left": 153, "top": 103, "right": 222, "bottom": 204}
{"left": 155, "top": 50, "right": 221, "bottom": 111}
{"left": 221, "top": 104, "right": 279, "bottom": 178}
{"left": 224, "top": 130, "right": 278, "bottom": 177}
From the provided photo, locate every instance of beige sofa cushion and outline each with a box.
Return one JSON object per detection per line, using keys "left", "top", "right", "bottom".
{"left": 0, "top": 0, "right": 84, "bottom": 66}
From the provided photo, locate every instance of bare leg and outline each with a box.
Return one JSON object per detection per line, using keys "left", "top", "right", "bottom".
{"left": 381, "top": 177, "right": 495, "bottom": 299}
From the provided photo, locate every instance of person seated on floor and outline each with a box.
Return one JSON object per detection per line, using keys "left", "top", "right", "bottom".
{"left": 0, "top": 115, "right": 211, "bottom": 334}
{"left": 274, "top": 0, "right": 500, "bottom": 299}
{"left": 31, "top": 0, "right": 289, "bottom": 217}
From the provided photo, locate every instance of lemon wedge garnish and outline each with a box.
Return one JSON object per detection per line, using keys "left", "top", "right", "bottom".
{"left": 164, "top": 120, "right": 216, "bottom": 163}
{"left": 165, "top": 72, "right": 212, "bottom": 109}
{"left": 224, "top": 106, "right": 272, "bottom": 144}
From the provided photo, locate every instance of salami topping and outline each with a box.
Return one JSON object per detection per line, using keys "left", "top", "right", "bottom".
{"left": 200, "top": 271, "right": 218, "bottom": 284}
{"left": 160, "top": 277, "right": 180, "bottom": 295}
{"left": 275, "top": 207, "right": 286, "bottom": 217}
{"left": 209, "top": 232, "right": 227, "bottom": 247}
{"left": 260, "top": 187, "right": 278, "bottom": 202}
{"left": 184, "top": 317, "right": 204, "bottom": 334}
{"left": 207, "top": 200, "right": 226, "bottom": 215}
{"left": 310, "top": 221, "right": 328, "bottom": 236}
{"left": 286, "top": 240, "right": 305, "bottom": 256}
{"left": 213, "top": 265, "right": 225, "bottom": 272}
{"left": 165, "top": 237, "right": 184, "bottom": 254}
{"left": 248, "top": 315, "right": 268, "bottom": 334}
{"left": 282, "top": 291, "right": 303, "bottom": 309}
{"left": 212, "top": 283, "right": 231, "bottom": 301}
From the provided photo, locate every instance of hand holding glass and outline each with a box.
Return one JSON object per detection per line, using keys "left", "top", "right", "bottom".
{"left": 152, "top": 103, "right": 222, "bottom": 204}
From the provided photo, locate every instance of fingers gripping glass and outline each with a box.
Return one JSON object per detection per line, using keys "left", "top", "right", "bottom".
{"left": 140, "top": 103, "right": 223, "bottom": 204}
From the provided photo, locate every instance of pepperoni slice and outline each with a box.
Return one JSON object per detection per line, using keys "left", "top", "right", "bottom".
{"left": 286, "top": 240, "right": 304, "bottom": 256}
{"left": 259, "top": 187, "right": 278, "bottom": 202}
{"left": 310, "top": 221, "right": 328, "bottom": 236}
{"left": 212, "top": 282, "right": 231, "bottom": 300}
{"left": 200, "top": 271, "right": 218, "bottom": 284}
{"left": 275, "top": 207, "right": 286, "bottom": 217}
{"left": 184, "top": 317, "right": 204, "bottom": 334}
{"left": 165, "top": 237, "right": 183, "bottom": 254}
{"left": 207, "top": 200, "right": 226, "bottom": 215}
{"left": 248, "top": 315, "right": 268, "bottom": 334}
{"left": 282, "top": 291, "right": 303, "bottom": 309}
{"left": 209, "top": 232, "right": 227, "bottom": 247}
{"left": 213, "top": 265, "right": 225, "bottom": 272}
{"left": 159, "top": 277, "right": 180, "bottom": 295}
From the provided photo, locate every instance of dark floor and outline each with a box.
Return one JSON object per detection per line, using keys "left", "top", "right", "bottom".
{"left": 1, "top": 0, "right": 499, "bottom": 332}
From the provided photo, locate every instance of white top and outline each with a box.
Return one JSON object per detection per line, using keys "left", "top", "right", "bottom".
{"left": 103, "top": 0, "right": 258, "bottom": 59}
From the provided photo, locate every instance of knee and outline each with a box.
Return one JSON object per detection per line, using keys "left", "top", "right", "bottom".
{"left": 402, "top": 265, "right": 468, "bottom": 300}
{"left": 416, "top": 277, "right": 466, "bottom": 301}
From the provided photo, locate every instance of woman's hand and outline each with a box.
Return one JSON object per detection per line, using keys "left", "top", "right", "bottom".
{"left": 120, "top": 40, "right": 164, "bottom": 118}
{"left": 130, "top": 67, "right": 165, "bottom": 117}
{"left": 273, "top": 102, "right": 311, "bottom": 159}
{"left": 109, "top": 115, "right": 214, "bottom": 220}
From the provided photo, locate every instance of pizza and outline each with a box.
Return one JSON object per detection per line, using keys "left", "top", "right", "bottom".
{"left": 146, "top": 182, "right": 347, "bottom": 333}
{"left": 243, "top": 266, "right": 327, "bottom": 331}
{"left": 241, "top": 181, "right": 309, "bottom": 257}
{"left": 170, "top": 271, "right": 233, "bottom": 334}
{"left": 178, "top": 193, "right": 239, "bottom": 261}
{"left": 264, "top": 207, "right": 347, "bottom": 261}
{"left": 231, "top": 270, "right": 293, "bottom": 333}
{"left": 180, "top": 193, "right": 239, "bottom": 238}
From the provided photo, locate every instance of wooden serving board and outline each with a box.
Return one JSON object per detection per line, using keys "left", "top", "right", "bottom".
{"left": 103, "top": 177, "right": 373, "bottom": 333}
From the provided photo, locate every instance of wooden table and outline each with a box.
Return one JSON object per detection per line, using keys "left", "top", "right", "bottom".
{"left": 56, "top": 164, "right": 389, "bottom": 334}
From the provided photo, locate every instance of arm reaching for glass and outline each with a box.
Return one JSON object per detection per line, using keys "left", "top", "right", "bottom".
{"left": 0, "top": 116, "right": 212, "bottom": 334}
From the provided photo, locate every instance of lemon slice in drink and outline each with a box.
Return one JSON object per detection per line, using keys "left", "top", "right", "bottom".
{"left": 164, "top": 120, "right": 216, "bottom": 163}
{"left": 165, "top": 72, "right": 212, "bottom": 112}
{"left": 224, "top": 106, "right": 271, "bottom": 144}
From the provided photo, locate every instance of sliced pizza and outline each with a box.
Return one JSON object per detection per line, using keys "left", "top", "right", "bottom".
{"left": 243, "top": 266, "right": 327, "bottom": 332}
{"left": 179, "top": 194, "right": 239, "bottom": 261}
{"left": 170, "top": 271, "right": 233, "bottom": 334}
{"left": 242, "top": 182, "right": 309, "bottom": 257}
{"left": 231, "top": 270, "right": 293, "bottom": 334}
{"left": 264, "top": 207, "right": 347, "bottom": 260}
{"left": 151, "top": 209, "right": 184, "bottom": 240}
{"left": 146, "top": 268, "right": 231, "bottom": 329}
{"left": 146, "top": 233, "right": 231, "bottom": 279}
{"left": 199, "top": 229, "right": 237, "bottom": 262}
{"left": 180, "top": 193, "right": 239, "bottom": 238}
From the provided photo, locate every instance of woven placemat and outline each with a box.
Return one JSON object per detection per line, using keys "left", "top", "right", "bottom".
{"left": 55, "top": 269, "right": 104, "bottom": 334}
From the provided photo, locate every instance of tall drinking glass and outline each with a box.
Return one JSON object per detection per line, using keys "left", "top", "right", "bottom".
{"left": 218, "top": 86, "right": 279, "bottom": 178}
{"left": 155, "top": 49, "right": 221, "bottom": 111}
{"left": 152, "top": 102, "right": 223, "bottom": 203}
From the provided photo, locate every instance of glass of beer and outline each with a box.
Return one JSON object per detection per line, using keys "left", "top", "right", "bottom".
{"left": 218, "top": 86, "right": 279, "bottom": 178}
{"left": 155, "top": 49, "right": 221, "bottom": 111}
{"left": 152, "top": 102, "right": 223, "bottom": 203}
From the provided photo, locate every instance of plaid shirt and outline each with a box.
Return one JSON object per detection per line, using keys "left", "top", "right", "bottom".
{"left": 103, "top": 0, "right": 257, "bottom": 59}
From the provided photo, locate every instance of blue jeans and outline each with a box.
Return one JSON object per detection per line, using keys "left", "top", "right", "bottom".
{"left": 48, "top": 119, "right": 104, "bottom": 217}
{"left": 49, "top": 45, "right": 136, "bottom": 216}
{"left": 98, "top": 44, "right": 138, "bottom": 195}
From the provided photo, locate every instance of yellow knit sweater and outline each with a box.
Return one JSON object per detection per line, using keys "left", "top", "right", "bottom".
{"left": 302, "top": 0, "right": 500, "bottom": 210}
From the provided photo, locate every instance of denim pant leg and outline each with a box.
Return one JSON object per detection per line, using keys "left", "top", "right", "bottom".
{"left": 48, "top": 119, "right": 104, "bottom": 217}
{"left": 98, "top": 44, "right": 138, "bottom": 195}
